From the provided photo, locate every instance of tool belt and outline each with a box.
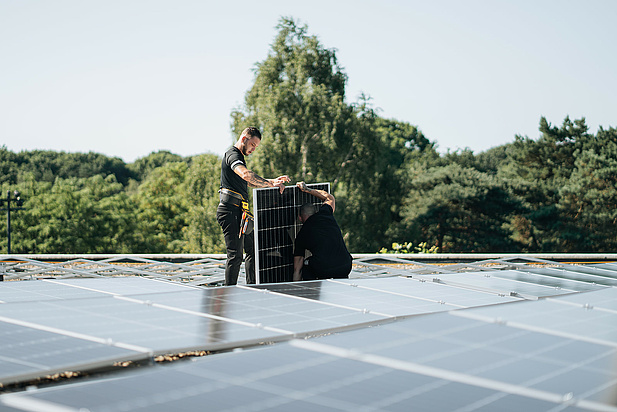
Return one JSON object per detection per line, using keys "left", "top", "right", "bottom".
{"left": 219, "top": 188, "right": 253, "bottom": 237}
{"left": 219, "top": 188, "right": 249, "bottom": 210}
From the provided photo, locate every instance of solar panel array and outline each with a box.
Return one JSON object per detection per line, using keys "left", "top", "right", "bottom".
{"left": 0, "top": 256, "right": 616, "bottom": 411}
{"left": 253, "top": 183, "right": 330, "bottom": 284}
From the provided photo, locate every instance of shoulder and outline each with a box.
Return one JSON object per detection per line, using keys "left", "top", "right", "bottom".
{"left": 318, "top": 204, "right": 334, "bottom": 216}
{"left": 225, "top": 147, "right": 245, "bottom": 169}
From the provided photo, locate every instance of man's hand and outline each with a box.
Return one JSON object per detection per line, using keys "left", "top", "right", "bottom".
{"left": 296, "top": 181, "right": 308, "bottom": 192}
{"left": 269, "top": 175, "right": 290, "bottom": 194}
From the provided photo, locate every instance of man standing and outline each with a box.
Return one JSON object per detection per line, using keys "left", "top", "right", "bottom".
{"left": 217, "top": 127, "right": 289, "bottom": 285}
{"left": 293, "top": 182, "right": 352, "bottom": 281}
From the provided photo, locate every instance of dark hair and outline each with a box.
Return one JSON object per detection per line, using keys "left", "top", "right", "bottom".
{"left": 299, "top": 203, "right": 317, "bottom": 218}
{"left": 242, "top": 126, "right": 262, "bottom": 140}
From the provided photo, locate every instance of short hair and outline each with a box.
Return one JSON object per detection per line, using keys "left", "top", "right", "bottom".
{"left": 241, "top": 126, "right": 262, "bottom": 140}
{"left": 299, "top": 203, "right": 317, "bottom": 219}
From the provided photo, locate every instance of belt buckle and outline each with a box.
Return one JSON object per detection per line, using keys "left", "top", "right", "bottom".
{"left": 241, "top": 201, "right": 249, "bottom": 211}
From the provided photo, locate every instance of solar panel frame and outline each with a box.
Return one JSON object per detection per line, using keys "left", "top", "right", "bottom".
{"left": 253, "top": 183, "right": 330, "bottom": 284}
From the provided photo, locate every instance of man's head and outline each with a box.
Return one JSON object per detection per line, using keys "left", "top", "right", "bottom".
{"left": 236, "top": 127, "right": 262, "bottom": 156}
{"left": 298, "top": 203, "right": 317, "bottom": 223}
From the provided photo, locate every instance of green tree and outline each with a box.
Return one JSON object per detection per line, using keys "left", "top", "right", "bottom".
{"left": 6, "top": 175, "right": 139, "bottom": 253}
{"left": 183, "top": 154, "right": 226, "bottom": 253}
{"left": 128, "top": 150, "right": 184, "bottom": 182}
{"left": 133, "top": 162, "right": 190, "bottom": 253}
{"left": 557, "top": 126, "right": 617, "bottom": 251}
{"left": 502, "top": 117, "right": 591, "bottom": 251}
{"left": 231, "top": 17, "right": 436, "bottom": 252}
{"left": 391, "top": 163, "right": 520, "bottom": 252}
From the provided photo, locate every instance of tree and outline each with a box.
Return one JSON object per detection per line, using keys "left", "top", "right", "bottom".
{"left": 133, "top": 162, "right": 190, "bottom": 253}
{"left": 230, "top": 17, "right": 436, "bottom": 252}
{"left": 557, "top": 126, "right": 617, "bottom": 251}
{"left": 502, "top": 117, "right": 592, "bottom": 251}
{"left": 128, "top": 150, "right": 184, "bottom": 182}
{"left": 7, "top": 175, "right": 139, "bottom": 253}
{"left": 183, "top": 154, "right": 226, "bottom": 253}
{"left": 391, "top": 163, "right": 520, "bottom": 252}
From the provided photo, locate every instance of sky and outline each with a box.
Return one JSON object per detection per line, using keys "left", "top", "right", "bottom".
{"left": 1, "top": 0, "right": 616, "bottom": 163}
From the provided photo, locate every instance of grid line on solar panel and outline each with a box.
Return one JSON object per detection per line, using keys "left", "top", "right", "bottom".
{"left": 296, "top": 311, "right": 617, "bottom": 410}
{"left": 413, "top": 272, "right": 580, "bottom": 299}
{"left": 0, "top": 343, "right": 574, "bottom": 412}
{"left": 0, "top": 296, "right": 290, "bottom": 355}
{"left": 547, "top": 288, "right": 617, "bottom": 314}
{"left": 115, "top": 295, "right": 294, "bottom": 336}
{"left": 327, "top": 277, "right": 524, "bottom": 308}
{"left": 289, "top": 339, "right": 605, "bottom": 409}
{"left": 0, "top": 320, "right": 150, "bottom": 386}
{"left": 452, "top": 300, "right": 617, "bottom": 348}
{"left": 517, "top": 267, "right": 617, "bottom": 287}
{"left": 240, "top": 284, "right": 396, "bottom": 317}
{"left": 489, "top": 270, "right": 607, "bottom": 293}
{"left": 244, "top": 281, "right": 469, "bottom": 318}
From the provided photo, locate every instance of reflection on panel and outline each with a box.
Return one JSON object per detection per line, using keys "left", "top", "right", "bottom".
{"left": 0, "top": 296, "right": 288, "bottom": 355}
{"left": 250, "top": 281, "right": 468, "bottom": 317}
{"left": 0, "top": 344, "right": 566, "bottom": 412}
{"left": 330, "top": 277, "right": 522, "bottom": 307}
{"left": 486, "top": 269, "right": 606, "bottom": 293}
{"left": 254, "top": 183, "right": 329, "bottom": 284}
{"left": 457, "top": 299, "right": 617, "bottom": 345}
{"left": 517, "top": 267, "right": 617, "bottom": 287}
{"left": 120, "top": 287, "right": 389, "bottom": 334}
{"left": 549, "top": 287, "right": 617, "bottom": 311}
{"left": 0, "top": 320, "right": 147, "bottom": 385}
{"left": 0, "top": 280, "right": 108, "bottom": 303}
{"left": 412, "top": 272, "right": 578, "bottom": 298}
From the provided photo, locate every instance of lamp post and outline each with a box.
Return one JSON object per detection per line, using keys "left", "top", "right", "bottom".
{"left": 0, "top": 190, "right": 25, "bottom": 254}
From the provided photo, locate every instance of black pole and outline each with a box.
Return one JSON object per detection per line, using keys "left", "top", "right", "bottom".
{"left": 7, "top": 190, "right": 11, "bottom": 254}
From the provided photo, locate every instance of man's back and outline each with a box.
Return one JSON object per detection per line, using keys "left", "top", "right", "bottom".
{"left": 294, "top": 204, "right": 352, "bottom": 278}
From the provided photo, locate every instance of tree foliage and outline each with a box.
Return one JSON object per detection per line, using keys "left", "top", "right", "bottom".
{"left": 1, "top": 19, "right": 615, "bottom": 255}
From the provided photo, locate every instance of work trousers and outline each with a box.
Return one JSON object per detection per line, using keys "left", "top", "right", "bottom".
{"left": 216, "top": 203, "right": 255, "bottom": 285}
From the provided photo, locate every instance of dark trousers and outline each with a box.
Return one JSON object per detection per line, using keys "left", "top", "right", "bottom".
{"left": 216, "top": 203, "right": 255, "bottom": 285}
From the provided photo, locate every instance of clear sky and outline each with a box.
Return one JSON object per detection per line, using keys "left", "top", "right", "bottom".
{"left": 1, "top": 0, "right": 616, "bottom": 163}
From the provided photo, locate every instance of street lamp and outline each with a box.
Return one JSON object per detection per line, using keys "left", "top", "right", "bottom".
{"left": 0, "top": 190, "right": 25, "bottom": 254}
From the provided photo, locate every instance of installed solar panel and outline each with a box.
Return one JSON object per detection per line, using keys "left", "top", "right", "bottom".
{"left": 0, "top": 320, "right": 147, "bottom": 386}
{"left": 2, "top": 257, "right": 617, "bottom": 411}
{"left": 253, "top": 183, "right": 329, "bottom": 284}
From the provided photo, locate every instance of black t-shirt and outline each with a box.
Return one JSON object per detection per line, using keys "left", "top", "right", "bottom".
{"left": 293, "top": 204, "right": 352, "bottom": 276}
{"left": 220, "top": 146, "right": 248, "bottom": 200}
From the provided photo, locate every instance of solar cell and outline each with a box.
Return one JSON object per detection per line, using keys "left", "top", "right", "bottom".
{"left": 253, "top": 183, "right": 329, "bottom": 284}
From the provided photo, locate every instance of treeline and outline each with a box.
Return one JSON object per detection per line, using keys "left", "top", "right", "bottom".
{"left": 0, "top": 149, "right": 225, "bottom": 254}
{"left": 1, "top": 18, "right": 616, "bottom": 254}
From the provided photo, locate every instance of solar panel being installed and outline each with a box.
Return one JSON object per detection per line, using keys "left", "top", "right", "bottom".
{"left": 253, "top": 183, "right": 330, "bottom": 284}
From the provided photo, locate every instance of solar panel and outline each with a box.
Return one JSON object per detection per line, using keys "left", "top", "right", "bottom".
{"left": 2, "top": 257, "right": 617, "bottom": 411}
{"left": 253, "top": 183, "right": 330, "bottom": 284}
{"left": 0, "top": 320, "right": 147, "bottom": 386}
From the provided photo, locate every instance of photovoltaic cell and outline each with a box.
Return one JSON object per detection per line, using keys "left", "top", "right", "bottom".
{"left": 254, "top": 183, "right": 330, "bottom": 284}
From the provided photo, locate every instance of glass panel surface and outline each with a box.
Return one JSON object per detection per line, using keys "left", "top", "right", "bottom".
{"left": 0, "top": 321, "right": 146, "bottom": 385}
{"left": 0, "top": 280, "right": 108, "bottom": 303}
{"left": 0, "top": 296, "right": 287, "bottom": 354}
{"left": 332, "top": 277, "right": 521, "bottom": 307}
{"left": 413, "top": 272, "right": 572, "bottom": 297}
{"left": 251, "top": 280, "right": 461, "bottom": 316}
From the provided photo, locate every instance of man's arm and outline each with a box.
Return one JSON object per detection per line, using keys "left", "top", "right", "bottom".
{"left": 296, "top": 181, "right": 335, "bottom": 212}
{"left": 234, "top": 165, "right": 289, "bottom": 194}
{"left": 293, "top": 256, "right": 304, "bottom": 281}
